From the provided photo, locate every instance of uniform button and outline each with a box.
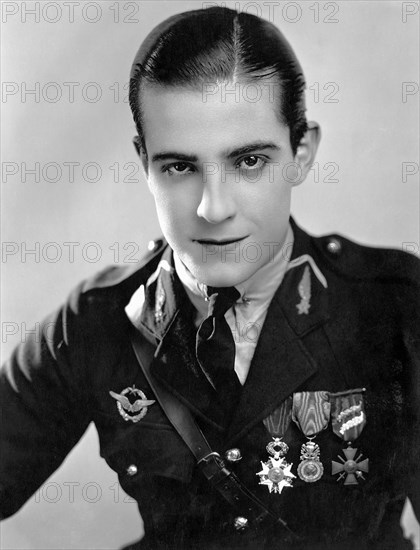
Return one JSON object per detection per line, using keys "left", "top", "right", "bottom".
{"left": 225, "top": 448, "right": 242, "bottom": 463}
{"left": 233, "top": 516, "right": 248, "bottom": 531}
{"left": 326, "top": 237, "right": 342, "bottom": 255}
{"left": 148, "top": 240, "right": 157, "bottom": 252}
{"left": 126, "top": 464, "right": 138, "bottom": 476}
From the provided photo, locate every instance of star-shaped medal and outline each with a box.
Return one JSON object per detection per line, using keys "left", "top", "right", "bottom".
{"left": 257, "top": 455, "right": 296, "bottom": 494}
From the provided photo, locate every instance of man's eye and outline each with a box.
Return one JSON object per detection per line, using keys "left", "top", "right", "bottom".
{"left": 163, "top": 162, "right": 194, "bottom": 176}
{"left": 236, "top": 156, "right": 266, "bottom": 170}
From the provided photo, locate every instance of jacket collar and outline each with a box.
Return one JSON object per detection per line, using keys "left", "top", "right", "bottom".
{"left": 126, "top": 245, "right": 228, "bottom": 428}
{"left": 127, "top": 245, "right": 180, "bottom": 344}
{"left": 126, "top": 217, "right": 330, "bottom": 433}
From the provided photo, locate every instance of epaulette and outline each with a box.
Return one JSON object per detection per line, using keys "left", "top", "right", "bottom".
{"left": 80, "top": 238, "right": 166, "bottom": 295}
{"left": 312, "top": 232, "right": 420, "bottom": 285}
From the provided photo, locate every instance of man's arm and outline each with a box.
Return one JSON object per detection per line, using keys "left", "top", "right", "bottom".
{"left": 396, "top": 252, "right": 420, "bottom": 524}
{"left": 0, "top": 284, "right": 92, "bottom": 519}
{"left": 403, "top": 293, "right": 420, "bottom": 523}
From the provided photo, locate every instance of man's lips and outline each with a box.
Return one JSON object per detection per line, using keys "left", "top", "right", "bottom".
{"left": 194, "top": 236, "right": 249, "bottom": 246}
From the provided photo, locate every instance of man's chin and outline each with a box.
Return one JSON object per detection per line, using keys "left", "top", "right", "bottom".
{"left": 191, "top": 264, "right": 257, "bottom": 288}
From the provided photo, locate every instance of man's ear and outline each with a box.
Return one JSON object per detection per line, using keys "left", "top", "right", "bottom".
{"left": 293, "top": 121, "right": 321, "bottom": 186}
{"left": 132, "top": 135, "right": 149, "bottom": 177}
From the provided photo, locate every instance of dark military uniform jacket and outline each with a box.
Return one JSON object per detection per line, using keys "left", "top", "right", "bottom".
{"left": 1, "top": 218, "right": 419, "bottom": 549}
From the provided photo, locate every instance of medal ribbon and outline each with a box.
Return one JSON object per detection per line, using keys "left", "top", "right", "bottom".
{"left": 263, "top": 396, "right": 292, "bottom": 437}
{"left": 330, "top": 388, "right": 366, "bottom": 442}
{"left": 292, "top": 391, "right": 330, "bottom": 436}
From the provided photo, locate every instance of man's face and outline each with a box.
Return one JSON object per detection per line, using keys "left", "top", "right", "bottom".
{"left": 141, "top": 83, "right": 304, "bottom": 287}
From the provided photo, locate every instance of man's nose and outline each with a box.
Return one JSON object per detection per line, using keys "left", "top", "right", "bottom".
{"left": 196, "top": 165, "right": 236, "bottom": 224}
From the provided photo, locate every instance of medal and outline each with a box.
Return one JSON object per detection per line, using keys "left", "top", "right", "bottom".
{"left": 297, "top": 438, "right": 323, "bottom": 482}
{"left": 292, "top": 391, "right": 330, "bottom": 482}
{"left": 256, "top": 438, "right": 296, "bottom": 494}
{"left": 330, "top": 388, "right": 369, "bottom": 485}
{"left": 259, "top": 397, "right": 295, "bottom": 494}
{"left": 331, "top": 444, "right": 369, "bottom": 485}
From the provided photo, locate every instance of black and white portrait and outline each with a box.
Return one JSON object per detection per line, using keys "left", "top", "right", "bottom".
{"left": 1, "top": 1, "right": 419, "bottom": 549}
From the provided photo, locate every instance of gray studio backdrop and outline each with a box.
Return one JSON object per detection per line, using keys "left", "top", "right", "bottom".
{"left": 1, "top": 1, "right": 419, "bottom": 548}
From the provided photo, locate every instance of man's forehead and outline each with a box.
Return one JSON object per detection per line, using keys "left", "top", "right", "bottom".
{"left": 141, "top": 83, "right": 289, "bottom": 158}
{"left": 142, "top": 79, "right": 280, "bottom": 106}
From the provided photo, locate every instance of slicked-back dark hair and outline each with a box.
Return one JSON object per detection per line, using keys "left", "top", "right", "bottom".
{"left": 129, "top": 7, "right": 308, "bottom": 156}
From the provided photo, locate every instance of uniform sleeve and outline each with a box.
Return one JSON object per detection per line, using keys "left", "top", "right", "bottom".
{"left": 0, "top": 284, "right": 92, "bottom": 519}
{"left": 399, "top": 266, "right": 420, "bottom": 523}
{"left": 405, "top": 322, "right": 420, "bottom": 522}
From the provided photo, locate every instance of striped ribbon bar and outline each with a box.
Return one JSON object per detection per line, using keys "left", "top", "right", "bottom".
{"left": 292, "top": 391, "right": 330, "bottom": 436}
{"left": 263, "top": 396, "right": 293, "bottom": 437}
{"left": 330, "top": 388, "right": 366, "bottom": 442}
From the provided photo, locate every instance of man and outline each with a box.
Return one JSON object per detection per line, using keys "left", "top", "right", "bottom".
{"left": 1, "top": 6, "right": 419, "bottom": 549}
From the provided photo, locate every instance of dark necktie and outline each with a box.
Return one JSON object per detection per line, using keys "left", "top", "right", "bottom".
{"left": 196, "top": 286, "right": 242, "bottom": 422}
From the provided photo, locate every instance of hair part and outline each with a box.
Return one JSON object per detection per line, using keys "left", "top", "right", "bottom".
{"left": 129, "top": 7, "right": 308, "bottom": 156}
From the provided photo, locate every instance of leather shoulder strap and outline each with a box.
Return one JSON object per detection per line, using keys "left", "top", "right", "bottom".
{"left": 130, "top": 329, "right": 212, "bottom": 460}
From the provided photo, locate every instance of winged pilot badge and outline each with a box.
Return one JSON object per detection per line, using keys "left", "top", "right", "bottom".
{"left": 109, "top": 385, "right": 156, "bottom": 423}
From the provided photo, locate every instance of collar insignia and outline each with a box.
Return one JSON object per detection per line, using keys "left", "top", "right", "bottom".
{"left": 155, "top": 282, "right": 166, "bottom": 323}
{"left": 109, "top": 386, "right": 155, "bottom": 423}
{"left": 296, "top": 265, "right": 311, "bottom": 315}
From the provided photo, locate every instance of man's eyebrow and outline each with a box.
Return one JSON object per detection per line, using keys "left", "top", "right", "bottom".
{"left": 224, "top": 141, "right": 281, "bottom": 159}
{"left": 150, "top": 141, "right": 280, "bottom": 164}
{"left": 151, "top": 152, "right": 198, "bottom": 163}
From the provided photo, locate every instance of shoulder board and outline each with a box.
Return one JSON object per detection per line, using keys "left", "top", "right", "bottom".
{"left": 80, "top": 238, "right": 166, "bottom": 295}
{"left": 312, "top": 233, "right": 420, "bottom": 285}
